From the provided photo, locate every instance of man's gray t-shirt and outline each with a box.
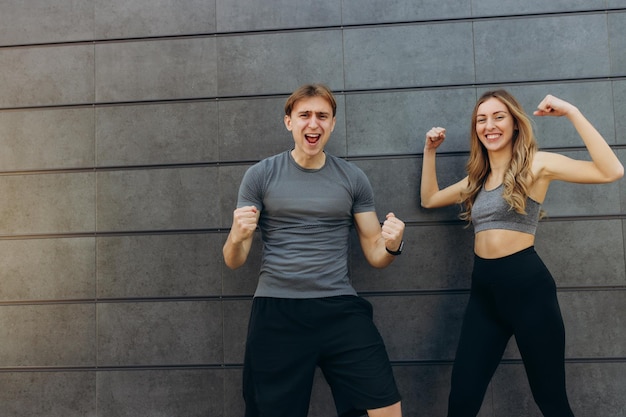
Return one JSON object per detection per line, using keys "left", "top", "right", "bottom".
{"left": 237, "top": 150, "right": 376, "bottom": 298}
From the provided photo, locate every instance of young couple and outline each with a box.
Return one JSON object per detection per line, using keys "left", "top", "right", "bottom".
{"left": 223, "top": 84, "right": 623, "bottom": 417}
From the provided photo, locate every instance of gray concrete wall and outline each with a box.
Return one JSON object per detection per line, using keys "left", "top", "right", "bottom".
{"left": 0, "top": 1, "right": 624, "bottom": 416}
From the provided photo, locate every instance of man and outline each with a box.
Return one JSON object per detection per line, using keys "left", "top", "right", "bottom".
{"left": 223, "top": 84, "right": 404, "bottom": 417}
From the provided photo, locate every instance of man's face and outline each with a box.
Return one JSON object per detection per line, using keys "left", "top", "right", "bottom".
{"left": 284, "top": 96, "right": 336, "bottom": 166}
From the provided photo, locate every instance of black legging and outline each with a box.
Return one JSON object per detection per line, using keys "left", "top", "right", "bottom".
{"left": 447, "top": 246, "right": 575, "bottom": 417}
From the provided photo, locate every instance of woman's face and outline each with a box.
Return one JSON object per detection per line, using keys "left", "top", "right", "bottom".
{"left": 475, "top": 97, "right": 517, "bottom": 153}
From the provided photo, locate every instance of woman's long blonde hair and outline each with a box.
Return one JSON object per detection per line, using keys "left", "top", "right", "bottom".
{"left": 460, "top": 90, "right": 538, "bottom": 222}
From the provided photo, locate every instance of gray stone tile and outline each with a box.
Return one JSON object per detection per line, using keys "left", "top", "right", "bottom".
{"left": 0, "top": 108, "right": 94, "bottom": 171}
{"left": 96, "top": 167, "right": 219, "bottom": 232}
{"left": 217, "top": 31, "right": 344, "bottom": 97}
{"left": 354, "top": 157, "right": 466, "bottom": 222}
{"left": 308, "top": 369, "right": 336, "bottom": 416}
{"left": 219, "top": 165, "right": 253, "bottom": 228}
{"left": 222, "top": 299, "right": 252, "bottom": 364}
{"left": 0, "top": 372, "right": 96, "bottom": 417}
{"left": 216, "top": 0, "right": 341, "bottom": 32}
{"left": 392, "top": 365, "right": 457, "bottom": 417}
{"left": 218, "top": 97, "right": 290, "bottom": 161}
{"left": 224, "top": 368, "right": 245, "bottom": 417}
{"left": 559, "top": 291, "right": 626, "bottom": 358}
{"left": 368, "top": 294, "right": 468, "bottom": 361}
{"left": 350, "top": 224, "right": 474, "bottom": 292}
{"left": 221, "top": 231, "right": 263, "bottom": 296}
{"left": 535, "top": 220, "right": 626, "bottom": 287}
{"left": 0, "top": 172, "right": 95, "bottom": 235}
{"left": 614, "top": 81, "right": 626, "bottom": 146}
{"left": 0, "top": 45, "right": 94, "bottom": 108}
{"left": 609, "top": 11, "right": 626, "bottom": 76}
{"left": 486, "top": 82, "right": 617, "bottom": 148}
{"left": 342, "top": 0, "right": 471, "bottom": 25}
{"left": 97, "top": 369, "right": 223, "bottom": 417}
{"left": 95, "top": 0, "right": 215, "bottom": 39}
{"left": 0, "top": 0, "right": 93, "bottom": 47}
{"left": 345, "top": 88, "right": 476, "bottom": 155}
{"left": 0, "top": 304, "right": 95, "bottom": 367}
{"left": 540, "top": 151, "right": 622, "bottom": 216}
{"left": 96, "top": 233, "right": 222, "bottom": 298}
{"left": 616, "top": 149, "right": 626, "bottom": 210}
{"left": 219, "top": 95, "right": 347, "bottom": 162}
{"left": 566, "top": 362, "right": 626, "bottom": 417}
{"left": 491, "top": 362, "right": 626, "bottom": 417}
{"left": 95, "top": 38, "right": 217, "bottom": 102}
{"left": 490, "top": 364, "right": 550, "bottom": 417}
{"left": 0, "top": 238, "right": 95, "bottom": 301}
{"left": 97, "top": 301, "right": 222, "bottom": 365}
{"left": 96, "top": 102, "right": 219, "bottom": 166}
{"left": 474, "top": 14, "right": 610, "bottom": 83}
{"left": 344, "top": 23, "right": 475, "bottom": 90}
{"left": 471, "top": 0, "right": 605, "bottom": 16}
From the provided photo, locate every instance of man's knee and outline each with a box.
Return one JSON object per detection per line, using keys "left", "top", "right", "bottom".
{"left": 367, "top": 400, "right": 402, "bottom": 417}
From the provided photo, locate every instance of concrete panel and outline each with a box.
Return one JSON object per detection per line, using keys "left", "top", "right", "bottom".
{"left": 216, "top": 31, "right": 344, "bottom": 97}
{"left": 471, "top": 0, "right": 605, "bottom": 16}
{"left": 96, "top": 233, "right": 222, "bottom": 298}
{"left": 541, "top": 151, "right": 622, "bottom": 216}
{"left": 96, "top": 102, "right": 218, "bottom": 166}
{"left": 0, "top": 45, "right": 94, "bottom": 108}
{"left": 221, "top": 231, "right": 263, "bottom": 296}
{"left": 391, "top": 365, "right": 484, "bottom": 417}
{"left": 97, "top": 369, "right": 223, "bottom": 417}
{"left": 344, "top": 23, "right": 475, "bottom": 90}
{"left": 96, "top": 167, "right": 219, "bottom": 232}
{"left": 351, "top": 224, "right": 474, "bottom": 292}
{"left": 353, "top": 158, "right": 422, "bottom": 217}
{"left": 95, "top": 0, "right": 214, "bottom": 39}
{"left": 0, "top": 238, "right": 95, "bottom": 301}
{"left": 614, "top": 81, "right": 626, "bottom": 146}
{"left": 216, "top": 0, "right": 341, "bottom": 32}
{"left": 222, "top": 299, "right": 251, "bottom": 364}
{"left": 0, "top": 0, "right": 93, "bottom": 47}
{"left": 342, "top": 0, "right": 470, "bottom": 25}
{"left": 369, "top": 294, "right": 468, "bottom": 361}
{"left": 0, "top": 107, "right": 94, "bottom": 171}
{"left": 219, "top": 95, "right": 347, "bottom": 161}
{"left": 535, "top": 220, "right": 626, "bottom": 287}
{"left": 566, "top": 362, "right": 626, "bottom": 417}
{"left": 0, "top": 372, "right": 96, "bottom": 417}
{"left": 354, "top": 158, "right": 466, "bottom": 222}
{"left": 345, "top": 89, "right": 476, "bottom": 155}
{"left": 609, "top": 12, "right": 626, "bottom": 76}
{"left": 97, "top": 301, "right": 222, "bottom": 366}
{"left": 560, "top": 291, "right": 626, "bottom": 358}
{"left": 0, "top": 304, "right": 95, "bottom": 367}
{"left": 484, "top": 82, "right": 617, "bottom": 147}
{"left": 616, "top": 149, "right": 626, "bottom": 211}
{"left": 95, "top": 38, "right": 217, "bottom": 102}
{"left": 491, "top": 362, "right": 626, "bottom": 417}
{"left": 224, "top": 368, "right": 245, "bottom": 417}
{"left": 219, "top": 165, "right": 253, "bottom": 228}
{"left": 0, "top": 172, "right": 95, "bottom": 235}
{"left": 474, "top": 14, "right": 610, "bottom": 83}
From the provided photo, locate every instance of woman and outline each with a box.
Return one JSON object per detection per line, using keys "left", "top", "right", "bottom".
{"left": 420, "top": 90, "right": 623, "bottom": 417}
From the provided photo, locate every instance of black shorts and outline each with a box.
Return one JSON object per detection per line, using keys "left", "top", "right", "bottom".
{"left": 243, "top": 295, "right": 401, "bottom": 417}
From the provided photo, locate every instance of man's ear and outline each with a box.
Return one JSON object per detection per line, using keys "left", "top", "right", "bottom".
{"left": 284, "top": 114, "right": 292, "bottom": 131}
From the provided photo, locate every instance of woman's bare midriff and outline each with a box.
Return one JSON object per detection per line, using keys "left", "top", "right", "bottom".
{"left": 474, "top": 229, "right": 535, "bottom": 259}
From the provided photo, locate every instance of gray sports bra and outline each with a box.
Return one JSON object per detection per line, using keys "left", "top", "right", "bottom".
{"left": 472, "top": 183, "right": 541, "bottom": 235}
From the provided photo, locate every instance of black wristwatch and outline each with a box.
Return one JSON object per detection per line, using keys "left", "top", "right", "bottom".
{"left": 385, "top": 240, "right": 404, "bottom": 256}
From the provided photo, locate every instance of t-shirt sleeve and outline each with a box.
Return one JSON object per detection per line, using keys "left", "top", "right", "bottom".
{"left": 352, "top": 166, "right": 376, "bottom": 213}
{"left": 237, "top": 163, "right": 264, "bottom": 210}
